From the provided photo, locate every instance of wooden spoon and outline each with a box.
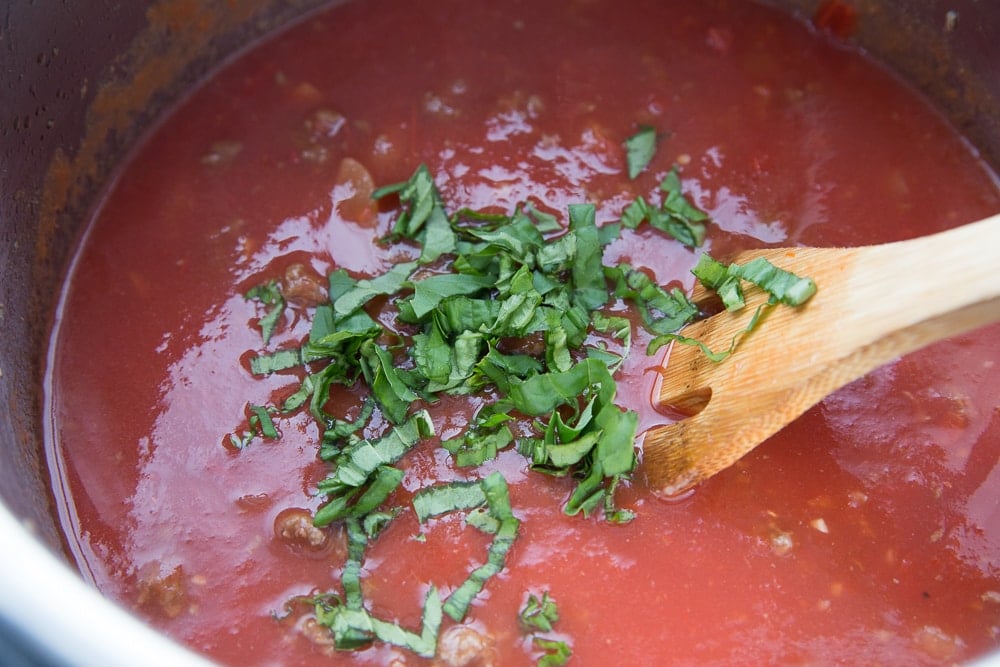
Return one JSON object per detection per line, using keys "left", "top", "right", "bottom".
{"left": 642, "top": 212, "right": 1000, "bottom": 497}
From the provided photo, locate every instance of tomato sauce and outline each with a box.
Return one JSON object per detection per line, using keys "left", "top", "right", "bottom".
{"left": 45, "top": 0, "right": 1000, "bottom": 664}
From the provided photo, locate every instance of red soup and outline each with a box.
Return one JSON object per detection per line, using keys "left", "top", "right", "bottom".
{"left": 45, "top": 0, "right": 1000, "bottom": 665}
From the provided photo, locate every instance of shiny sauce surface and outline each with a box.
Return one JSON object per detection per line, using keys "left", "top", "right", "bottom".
{"left": 46, "top": 0, "right": 1000, "bottom": 664}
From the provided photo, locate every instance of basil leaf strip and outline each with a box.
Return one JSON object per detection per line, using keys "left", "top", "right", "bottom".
{"left": 621, "top": 167, "right": 708, "bottom": 247}
{"left": 245, "top": 280, "right": 286, "bottom": 345}
{"left": 519, "top": 591, "right": 573, "bottom": 667}
{"left": 693, "top": 253, "right": 817, "bottom": 309}
{"left": 313, "top": 473, "right": 518, "bottom": 655}
{"left": 439, "top": 473, "right": 520, "bottom": 621}
{"left": 519, "top": 591, "right": 560, "bottom": 633}
{"left": 312, "top": 517, "right": 443, "bottom": 656}
{"left": 534, "top": 637, "right": 573, "bottom": 667}
{"left": 624, "top": 126, "right": 657, "bottom": 179}
{"left": 333, "top": 261, "right": 417, "bottom": 318}
{"left": 314, "top": 410, "right": 433, "bottom": 511}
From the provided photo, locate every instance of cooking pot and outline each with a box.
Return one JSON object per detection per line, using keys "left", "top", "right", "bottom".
{"left": 1, "top": 1, "right": 999, "bottom": 664}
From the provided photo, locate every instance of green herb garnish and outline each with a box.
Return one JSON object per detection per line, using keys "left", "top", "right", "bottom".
{"left": 624, "top": 125, "right": 658, "bottom": 179}
{"left": 415, "top": 473, "right": 521, "bottom": 621}
{"left": 519, "top": 591, "right": 573, "bottom": 666}
{"left": 648, "top": 252, "right": 817, "bottom": 359}
{"left": 247, "top": 163, "right": 683, "bottom": 519}
{"left": 309, "top": 473, "right": 518, "bottom": 654}
{"left": 621, "top": 167, "right": 708, "bottom": 247}
{"left": 227, "top": 403, "right": 279, "bottom": 449}
{"left": 310, "top": 516, "right": 443, "bottom": 656}
{"left": 233, "top": 143, "right": 814, "bottom": 660}
{"left": 519, "top": 591, "right": 560, "bottom": 633}
{"left": 534, "top": 637, "right": 574, "bottom": 666}
{"left": 692, "top": 252, "right": 817, "bottom": 310}
{"left": 312, "top": 410, "right": 433, "bottom": 526}
{"left": 245, "top": 280, "right": 286, "bottom": 345}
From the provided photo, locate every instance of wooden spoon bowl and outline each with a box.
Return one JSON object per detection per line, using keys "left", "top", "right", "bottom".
{"left": 642, "top": 213, "right": 1000, "bottom": 497}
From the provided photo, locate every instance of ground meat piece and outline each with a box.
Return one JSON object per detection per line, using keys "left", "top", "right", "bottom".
{"left": 332, "top": 157, "right": 377, "bottom": 227}
{"left": 296, "top": 616, "right": 336, "bottom": 655}
{"left": 305, "top": 108, "right": 346, "bottom": 141}
{"left": 274, "top": 507, "right": 330, "bottom": 551}
{"left": 495, "top": 332, "right": 546, "bottom": 358}
{"left": 281, "top": 263, "right": 327, "bottom": 307}
{"left": 200, "top": 139, "right": 243, "bottom": 166}
{"left": 913, "top": 625, "right": 964, "bottom": 661}
{"left": 294, "top": 106, "right": 347, "bottom": 163}
{"left": 135, "top": 562, "right": 188, "bottom": 619}
{"left": 290, "top": 81, "right": 323, "bottom": 106}
{"left": 434, "top": 624, "right": 496, "bottom": 667}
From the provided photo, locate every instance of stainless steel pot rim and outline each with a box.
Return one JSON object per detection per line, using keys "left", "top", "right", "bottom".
{"left": 0, "top": 505, "right": 215, "bottom": 667}
{"left": 5, "top": 498, "right": 1000, "bottom": 666}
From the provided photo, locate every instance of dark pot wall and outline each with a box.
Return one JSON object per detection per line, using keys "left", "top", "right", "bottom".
{"left": 0, "top": 0, "right": 333, "bottom": 553}
{"left": 775, "top": 0, "right": 1000, "bottom": 169}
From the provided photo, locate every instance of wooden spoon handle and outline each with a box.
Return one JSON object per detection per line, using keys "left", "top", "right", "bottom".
{"left": 825, "top": 213, "right": 1000, "bottom": 356}
{"left": 642, "top": 213, "right": 1000, "bottom": 496}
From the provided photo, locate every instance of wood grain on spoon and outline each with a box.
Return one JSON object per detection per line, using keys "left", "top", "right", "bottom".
{"left": 642, "top": 213, "right": 1000, "bottom": 497}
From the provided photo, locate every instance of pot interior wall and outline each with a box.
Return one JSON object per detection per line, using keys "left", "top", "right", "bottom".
{"left": 0, "top": 0, "right": 333, "bottom": 553}
{"left": 0, "top": 0, "right": 997, "bottom": 558}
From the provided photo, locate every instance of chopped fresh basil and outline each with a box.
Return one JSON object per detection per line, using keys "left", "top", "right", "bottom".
{"left": 652, "top": 252, "right": 817, "bottom": 361}
{"left": 621, "top": 195, "right": 653, "bottom": 229}
{"left": 312, "top": 465, "right": 404, "bottom": 527}
{"left": 519, "top": 591, "right": 560, "bottom": 633}
{"left": 227, "top": 403, "right": 279, "bottom": 449}
{"left": 332, "top": 261, "right": 417, "bottom": 319}
{"left": 245, "top": 280, "right": 286, "bottom": 345}
{"left": 534, "top": 637, "right": 573, "bottom": 667}
{"left": 231, "top": 144, "right": 815, "bottom": 661}
{"left": 624, "top": 126, "right": 658, "bottom": 179}
{"left": 311, "top": 516, "right": 443, "bottom": 656}
{"left": 407, "top": 273, "right": 495, "bottom": 319}
{"left": 359, "top": 340, "right": 420, "bottom": 424}
{"left": 247, "top": 161, "right": 724, "bottom": 523}
{"left": 368, "top": 590, "right": 442, "bottom": 658}
{"left": 312, "top": 411, "right": 431, "bottom": 530}
{"left": 692, "top": 253, "right": 745, "bottom": 310}
{"left": 375, "top": 163, "right": 457, "bottom": 263}
{"left": 605, "top": 264, "right": 699, "bottom": 334}
{"left": 441, "top": 409, "right": 514, "bottom": 468}
{"left": 311, "top": 473, "right": 517, "bottom": 655}
{"left": 318, "top": 398, "right": 376, "bottom": 460}
{"left": 567, "top": 203, "right": 608, "bottom": 311}
{"left": 648, "top": 302, "right": 769, "bottom": 363}
{"left": 521, "top": 201, "right": 563, "bottom": 233}
{"left": 658, "top": 167, "right": 708, "bottom": 247}
{"left": 735, "top": 256, "right": 817, "bottom": 306}
{"left": 511, "top": 358, "right": 637, "bottom": 520}
{"left": 342, "top": 517, "right": 367, "bottom": 610}
{"left": 249, "top": 404, "right": 279, "bottom": 439}
{"left": 444, "top": 518, "right": 519, "bottom": 621}
{"left": 410, "top": 473, "right": 522, "bottom": 621}
{"left": 519, "top": 591, "right": 573, "bottom": 666}
{"left": 248, "top": 347, "right": 302, "bottom": 375}
{"left": 412, "top": 479, "right": 489, "bottom": 522}
{"left": 621, "top": 167, "right": 707, "bottom": 247}
{"left": 693, "top": 252, "right": 817, "bottom": 310}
